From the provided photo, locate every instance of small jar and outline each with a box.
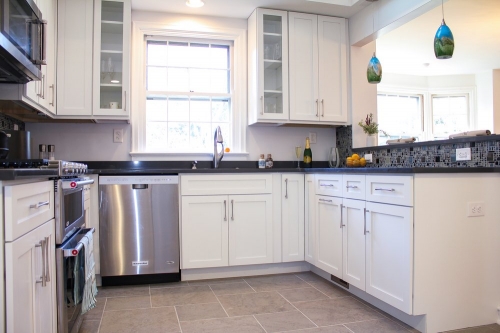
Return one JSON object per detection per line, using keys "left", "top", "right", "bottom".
{"left": 48, "top": 145, "right": 55, "bottom": 160}
{"left": 39, "top": 144, "right": 47, "bottom": 159}
{"left": 265, "top": 154, "right": 273, "bottom": 169}
{"left": 258, "top": 154, "right": 266, "bottom": 169}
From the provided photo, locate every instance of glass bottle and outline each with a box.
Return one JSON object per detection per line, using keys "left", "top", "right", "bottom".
{"left": 258, "top": 154, "right": 266, "bottom": 168}
{"left": 303, "top": 137, "right": 312, "bottom": 168}
{"left": 265, "top": 154, "right": 273, "bottom": 168}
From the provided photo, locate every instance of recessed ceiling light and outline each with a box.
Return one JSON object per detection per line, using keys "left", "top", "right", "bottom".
{"left": 186, "top": 0, "right": 204, "bottom": 8}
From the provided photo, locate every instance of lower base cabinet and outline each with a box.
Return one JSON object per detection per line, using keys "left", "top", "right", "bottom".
{"left": 5, "top": 219, "right": 56, "bottom": 333}
{"left": 366, "top": 202, "right": 413, "bottom": 314}
{"left": 181, "top": 194, "right": 273, "bottom": 269}
{"left": 342, "top": 198, "right": 366, "bottom": 290}
{"left": 315, "top": 195, "right": 343, "bottom": 277}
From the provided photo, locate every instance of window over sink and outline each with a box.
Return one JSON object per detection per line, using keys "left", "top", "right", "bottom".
{"left": 145, "top": 39, "right": 233, "bottom": 151}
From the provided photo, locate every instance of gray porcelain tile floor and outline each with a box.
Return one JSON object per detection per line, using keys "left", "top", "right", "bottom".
{"left": 79, "top": 272, "right": 500, "bottom": 333}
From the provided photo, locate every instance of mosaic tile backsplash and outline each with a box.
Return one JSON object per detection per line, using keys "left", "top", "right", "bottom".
{"left": 336, "top": 125, "right": 500, "bottom": 168}
{"left": 0, "top": 113, "right": 25, "bottom": 131}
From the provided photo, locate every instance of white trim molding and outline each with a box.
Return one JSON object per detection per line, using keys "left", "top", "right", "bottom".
{"left": 130, "top": 17, "right": 247, "bottom": 160}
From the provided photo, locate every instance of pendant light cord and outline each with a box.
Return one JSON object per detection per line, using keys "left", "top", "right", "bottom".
{"left": 442, "top": 0, "right": 445, "bottom": 20}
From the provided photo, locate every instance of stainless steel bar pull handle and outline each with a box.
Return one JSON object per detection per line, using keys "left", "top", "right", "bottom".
{"left": 321, "top": 99, "right": 324, "bottom": 117}
{"left": 346, "top": 185, "right": 358, "bottom": 189}
{"left": 340, "top": 204, "right": 344, "bottom": 228}
{"left": 49, "top": 84, "right": 55, "bottom": 106}
{"left": 319, "top": 198, "right": 332, "bottom": 203}
{"left": 320, "top": 184, "right": 334, "bottom": 187}
{"left": 223, "top": 200, "right": 227, "bottom": 221}
{"left": 315, "top": 99, "right": 319, "bottom": 117}
{"left": 365, "top": 209, "right": 370, "bottom": 234}
{"left": 44, "top": 237, "right": 50, "bottom": 282}
{"left": 260, "top": 96, "right": 264, "bottom": 115}
{"left": 285, "top": 179, "right": 288, "bottom": 199}
{"left": 40, "top": 20, "right": 47, "bottom": 65}
{"left": 30, "top": 201, "right": 49, "bottom": 209}
{"left": 36, "top": 239, "right": 46, "bottom": 287}
{"left": 231, "top": 200, "right": 234, "bottom": 221}
{"left": 375, "top": 188, "right": 395, "bottom": 192}
{"left": 363, "top": 208, "right": 367, "bottom": 235}
{"left": 124, "top": 91, "right": 127, "bottom": 111}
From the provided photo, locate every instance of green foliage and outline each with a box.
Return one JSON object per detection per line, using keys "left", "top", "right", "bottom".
{"left": 358, "top": 113, "right": 379, "bottom": 135}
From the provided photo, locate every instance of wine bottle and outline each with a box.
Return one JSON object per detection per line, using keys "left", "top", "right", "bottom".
{"left": 303, "top": 137, "right": 312, "bottom": 168}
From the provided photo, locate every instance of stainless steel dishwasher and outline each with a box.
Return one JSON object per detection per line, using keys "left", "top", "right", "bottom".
{"left": 99, "top": 175, "right": 180, "bottom": 285}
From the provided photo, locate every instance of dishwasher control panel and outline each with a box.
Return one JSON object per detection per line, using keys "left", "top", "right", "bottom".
{"left": 99, "top": 175, "right": 179, "bottom": 185}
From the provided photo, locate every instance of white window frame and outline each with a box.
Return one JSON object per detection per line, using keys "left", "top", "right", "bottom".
{"left": 130, "top": 20, "right": 247, "bottom": 161}
{"left": 377, "top": 85, "right": 476, "bottom": 143}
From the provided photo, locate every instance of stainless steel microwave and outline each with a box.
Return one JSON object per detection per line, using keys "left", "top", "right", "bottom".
{"left": 0, "top": 0, "right": 45, "bottom": 83}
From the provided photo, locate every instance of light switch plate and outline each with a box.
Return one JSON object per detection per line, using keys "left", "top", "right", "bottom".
{"left": 309, "top": 132, "right": 317, "bottom": 144}
{"left": 113, "top": 129, "right": 123, "bottom": 143}
{"left": 456, "top": 148, "right": 471, "bottom": 161}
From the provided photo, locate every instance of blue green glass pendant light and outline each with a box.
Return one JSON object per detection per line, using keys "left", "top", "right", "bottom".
{"left": 434, "top": 0, "right": 454, "bottom": 59}
{"left": 367, "top": 52, "right": 382, "bottom": 84}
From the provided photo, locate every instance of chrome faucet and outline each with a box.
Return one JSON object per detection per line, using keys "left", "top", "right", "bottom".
{"left": 213, "top": 126, "right": 224, "bottom": 168}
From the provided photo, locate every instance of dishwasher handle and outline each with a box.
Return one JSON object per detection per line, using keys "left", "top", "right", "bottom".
{"left": 132, "top": 184, "right": 149, "bottom": 190}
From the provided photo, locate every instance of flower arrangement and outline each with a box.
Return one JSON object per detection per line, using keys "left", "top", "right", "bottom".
{"left": 358, "top": 113, "right": 378, "bottom": 135}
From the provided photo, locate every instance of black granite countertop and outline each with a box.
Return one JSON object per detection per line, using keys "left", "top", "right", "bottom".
{"left": 0, "top": 168, "right": 59, "bottom": 181}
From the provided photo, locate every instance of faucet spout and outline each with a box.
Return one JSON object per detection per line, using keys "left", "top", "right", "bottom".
{"left": 213, "top": 126, "right": 224, "bottom": 168}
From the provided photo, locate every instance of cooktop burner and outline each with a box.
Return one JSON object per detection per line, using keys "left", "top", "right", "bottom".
{"left": 0, "top": 159, "right": 49, "bottom": 169}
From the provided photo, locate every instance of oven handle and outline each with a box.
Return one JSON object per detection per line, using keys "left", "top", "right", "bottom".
{"left": 63, "top": 228, "right": 95, "bottom": 257}
{"left": 61, "top": 178, "right": 95, "bottom": 190}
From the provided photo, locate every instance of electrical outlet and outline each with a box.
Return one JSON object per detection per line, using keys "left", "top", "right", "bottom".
{"left": 364, "top": 154, "right": 373, "bottom": 163}
{"left": 456, "top": 148, "right": 471, "bottom": 161}
{"left": 467, "top": 202, "right": 484, "bottom": 217}
{"left": 309, "top": 132, "right": 317, "bottom": 144}
{"left": 113, "top": 129, "right": 123, "bottom": 143}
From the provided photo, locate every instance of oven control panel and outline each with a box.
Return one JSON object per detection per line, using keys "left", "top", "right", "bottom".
{"left": 47, "top": 160, "right": 88, "bottom": 176}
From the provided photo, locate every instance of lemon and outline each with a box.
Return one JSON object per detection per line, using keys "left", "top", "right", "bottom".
{"left": 346, "top": 157, "right": 353, "bottom": 161}
{"left": 353, "top": 160, "right": 360, "bottom": 167}
{"left": 359, "top": 158, "right": 366, "bottom": 167}
{"left": 351, "top": 154, "right": 360, "bottom": 161}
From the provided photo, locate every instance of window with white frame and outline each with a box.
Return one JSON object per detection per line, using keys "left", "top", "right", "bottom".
{"left": 377, "top": 93, "right": 424, "bottom": 144}
{"left": 431, "top": 94, "right": 469, "bottom": 140}
{"left": 145, "top": 38, "right": 233, "bottom": 152}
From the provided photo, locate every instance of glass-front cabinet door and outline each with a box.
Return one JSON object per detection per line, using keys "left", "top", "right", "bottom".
{"left": 93, "top": 0, "right": 130, "bottom": 117}
{"left": 248, "top": 8, "right": 288, "bottom": 124}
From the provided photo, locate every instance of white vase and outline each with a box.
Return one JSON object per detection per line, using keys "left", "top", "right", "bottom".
{"left": 366, "top": 134, "right": 377, "bottom": 147}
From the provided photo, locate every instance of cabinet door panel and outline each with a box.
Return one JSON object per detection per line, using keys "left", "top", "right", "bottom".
{"left": 342, "top": 199, "right": 366, "bottom": 290}
{"left": 318, "top": 16, "right": 347, "bottom": 123}
{"left": 57, "top": 0, "right": 93, "bottom": 116}
{"left": 229, "top": 194, "right": 273, "bottom": 266}
{"left": 315, "top": 195, "right": 343, "bottom": 277}
{"left": 305, "top": 175, "right": 316, "bottom": 264}
{"left": 282, "top": 174, "right": 304, "bottom": 262}
{"left": 289, "top": 12, "right": 318, "bottom": 122}
{"left": 366, "top": 202, "right": 413, "bottom": 314}
{"left": 181, "top": 196, "right": 228, "bottom": 269}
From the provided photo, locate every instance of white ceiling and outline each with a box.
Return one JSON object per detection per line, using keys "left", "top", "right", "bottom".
{"left": 376, "top": 0, "right": 500, "bottom": 76}
{"left": 131, "top": 0, "right": 371, "bottom": 19}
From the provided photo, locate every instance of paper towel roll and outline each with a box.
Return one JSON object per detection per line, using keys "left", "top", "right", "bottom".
{"left": 449, "top": 130, "right": 491, "bottom": 139}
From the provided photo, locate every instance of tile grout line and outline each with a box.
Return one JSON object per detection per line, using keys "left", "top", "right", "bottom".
{"left": 173, "top": 305, "right": 183, "bottom": 333}
{"left": 242, "top": 278, "right": 258, "bottom": 292}
{"left": 253, "top": 314, "right": 269, "bottom": 333}
{"left": 177, "top": 309, "right": 303, "bottom": 324}
{"left": 208, "top": 285, "right": 231, "bottom": 318}
{"left": 348, "top": 297, "right": 413, "bottom": 332}
{"left": 293, "top": 274, "right": 334, "bottom": 298}
{"left": 342, "top": 324, "right": 356, "bottom": 333}
{"left": 149, "top": 285, "right": 153, "bottom": 308}
{"left": 97, "top": 297, "right": 107, "bottom": 333}
{"left": 276, "top": 290, "right": 318, "bottom": 328}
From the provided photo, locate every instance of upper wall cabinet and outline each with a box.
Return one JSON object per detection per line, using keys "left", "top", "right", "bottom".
{"left": 57, "top": 0, "right": 130, "bottom": 120}
{"left": 248, "top": 9, "right": 289, "bottom": 124}
{"left": 93, "top": 0, "right": 131, "bottom": 118}
{"left": 289, "top": 13, "right": 348, "bottom": 124}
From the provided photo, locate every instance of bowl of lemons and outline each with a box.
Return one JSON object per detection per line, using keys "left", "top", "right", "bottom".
{"left": 346, "top": 154, "right": 366, "bottom": 167}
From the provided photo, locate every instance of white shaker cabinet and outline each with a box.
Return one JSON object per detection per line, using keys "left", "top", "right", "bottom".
{"left": 289, "top": 13, "right": 347, "bottom": 124}
{"left": 181, "top": 196, "right": 229, "bottom": 269}
{"left": 57, "top": 0, "right": 94, "bottom": 116}
{"left": 365, "top": 201, "right": 413, "bottom": 314}
{"left": 304, "top": 174, "right": 316, "bottom": 265}
{"left": 248, "top": 8, "right": 289, "bottom": 124}
{"left": 281, "top": 174, "right": 304, "bottom": 262}
{"left": 341, "top": 198, "right": 366, "bottom": 290}
{"left": 93, "top": 0, "right": 131, "bottom": 118}
{"left": 315, "top": 195, "right": 343, "bottom": 277}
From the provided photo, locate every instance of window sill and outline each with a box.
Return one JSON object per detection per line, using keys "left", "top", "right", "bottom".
{"left": 130, "top": 151, "right": 250, "bottom": 161}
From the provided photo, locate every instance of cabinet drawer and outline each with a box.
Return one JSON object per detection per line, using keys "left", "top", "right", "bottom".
{"left": 4, "top": 181, "right": 55, "bottom": 242}
{"left": 342, "top": 174, "right": 365, "bottom": 200}
{"left": 365, "top": 175, "right": 413, "bottom": 206}
{"left": 181, "top": 174, "right": 273, "bottom": 196}
{"left": 315, "top": 174, "right": 343, "bottom": 197}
